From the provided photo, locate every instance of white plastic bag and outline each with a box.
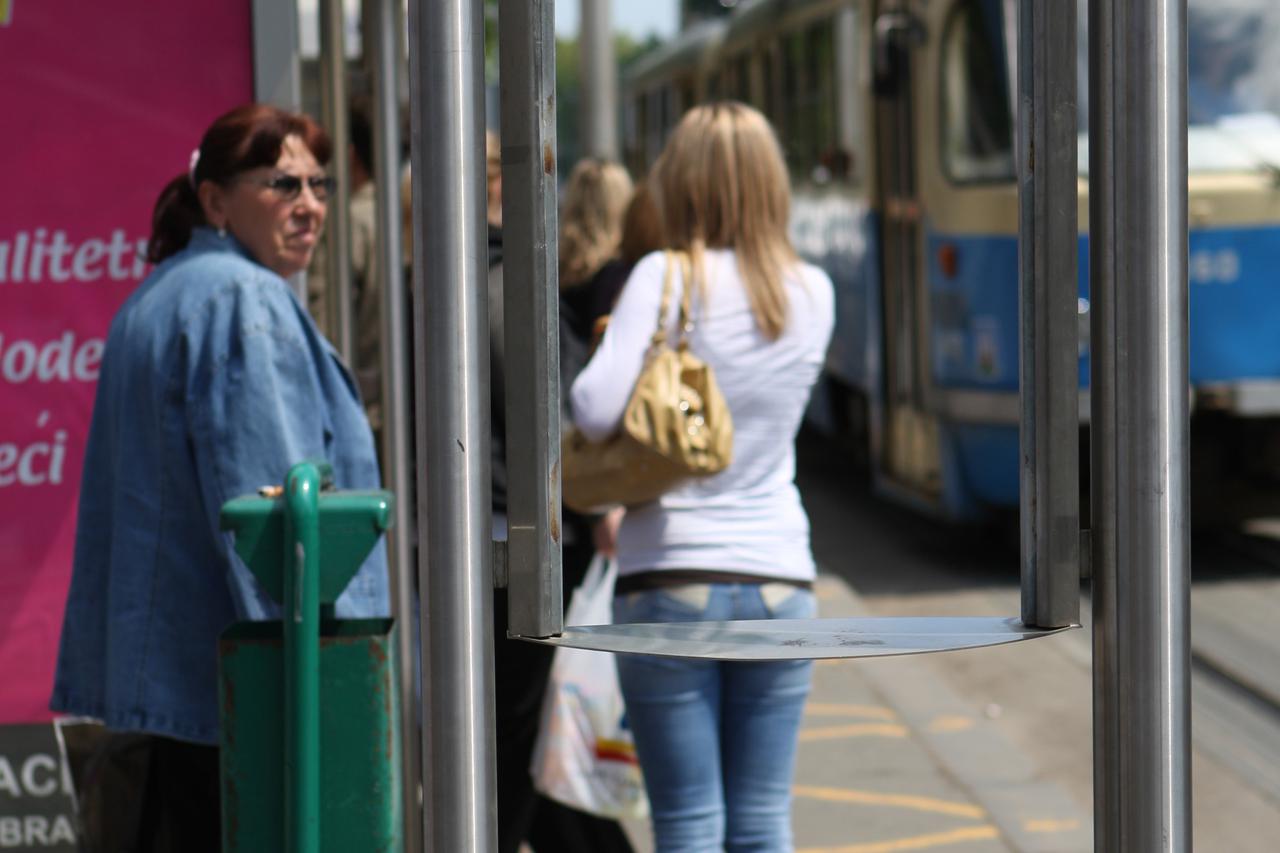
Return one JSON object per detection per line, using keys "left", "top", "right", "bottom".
{"left": 530, "top": 555, "right": 649, "bottom": 819}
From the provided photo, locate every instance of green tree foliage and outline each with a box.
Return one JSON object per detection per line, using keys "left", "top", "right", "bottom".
{"left": 556, "top": 32, "right": 661, "bottom": 172}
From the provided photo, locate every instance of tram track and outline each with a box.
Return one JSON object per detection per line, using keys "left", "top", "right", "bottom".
{"left": 1187, "top": 528, "right": 1280, "bottom": 804}
{"left": 1192, "top": 529, "right": 1280, "bottom": 710}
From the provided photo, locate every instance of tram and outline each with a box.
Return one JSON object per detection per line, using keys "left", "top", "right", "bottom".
{"left": 622, "top": 0, "right": 1280, "bottom": 521}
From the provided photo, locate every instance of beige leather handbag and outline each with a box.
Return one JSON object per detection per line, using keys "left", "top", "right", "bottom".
{"left": 562, "top": 251, "right": 734, "bottom": 513}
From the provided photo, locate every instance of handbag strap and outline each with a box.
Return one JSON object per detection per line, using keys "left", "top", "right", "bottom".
{"left": 650, "top": 250, "right": 675, "bottom": 349}
{"left": 651, "top": 250, "right": 697, "bottom": 352}
{"left": 675, "top": 252, "right": 695, "bottom": 352}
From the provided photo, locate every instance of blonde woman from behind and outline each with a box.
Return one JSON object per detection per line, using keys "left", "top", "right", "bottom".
{"left": 570, "top": 102, "right": 835, "bottom": 852}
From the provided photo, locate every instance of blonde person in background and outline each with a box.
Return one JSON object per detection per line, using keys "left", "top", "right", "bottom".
{"left": 571, "top": 102, "right": 835, "bottom": 852}
{"left": 558, "top": 159, "right": 633, "bottom": 341}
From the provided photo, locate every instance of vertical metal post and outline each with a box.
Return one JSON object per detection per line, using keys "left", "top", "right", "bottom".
{"left": 407, "top": 0, "right": 496, "bottom": 849}
{"left": 368, "top": 0, "right": 420, "bottom": 849}
{"left": 252, "top": 0, "right": 306, "bottom": 303}
{"left": 283, "top": 463, "right": 324, "bottom": 853}
{"left": 320, "top": 0, "right": 356, "bottom": 363}
{"left": 1098, "top": 0, "right": 1192, "bottom": 848}
{"left": 1018, "top": 0, "right": 1081, "bottom": 629}
{"left": 580, "top": 0, "right": 618, "bottom": 160}
{"left": 498, "top": 0, "right": 563, "bottom": 638}
{"left": 252, "top": 0, "right": 303, "bottom": 110}
{"left": 1088, "top": 1, "right": 1121, "bottom": 848}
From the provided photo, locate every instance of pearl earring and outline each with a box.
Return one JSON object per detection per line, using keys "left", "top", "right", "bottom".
{"left": 217, "top": 226, "right": 227, "bottom": 239}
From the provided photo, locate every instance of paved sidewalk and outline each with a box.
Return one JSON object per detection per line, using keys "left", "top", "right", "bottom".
{"left": 621, "top": 572, "right": 1091, "bottom": 853}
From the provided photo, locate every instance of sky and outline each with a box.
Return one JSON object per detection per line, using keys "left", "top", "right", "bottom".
{"left": 296, "top": 0, "right": 679, "bottom": 54}
{"left": 555, "top": 1, "right": 678, "bottom": 39}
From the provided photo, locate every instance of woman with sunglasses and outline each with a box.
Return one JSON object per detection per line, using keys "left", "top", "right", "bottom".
{"left": 51, "top": 104, "right": 387, "bottom": 852}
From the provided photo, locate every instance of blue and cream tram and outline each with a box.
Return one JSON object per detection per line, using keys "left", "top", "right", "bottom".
{"left": 622, "top": 0, "right": 1280, "bottom": 521}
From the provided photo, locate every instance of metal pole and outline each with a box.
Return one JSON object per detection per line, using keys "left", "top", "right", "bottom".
{"left": 1017, "top": 0, "right": 1081, "bottom": 630}
{"left": 283, "top": 463, "right": 324, "bottom": 853}
{"left": 407, "top": 0, "right": 497, "bottom": 850}
{"left": 251, "top": 0, "right": 306, "bottom": 303}
{"left": 579, "top": 0, "right": 617, "bottom": 160}
{"left": 1102, "top": 0, "right": 1192, "bottom": 848}
{"left": 320, "top": 0, "right": 356, "bottom": 362}
{"left": 498, "top": 0, "right": 563, "bottom": 638}
{"left": 368, "top": 0, "right": 421, "bottom": 849}
{"left": 252, "top": 0, "right": 303, "bottom": 112}
{"left": 1088, "top": 1, "right": 1122, "bottom": 848}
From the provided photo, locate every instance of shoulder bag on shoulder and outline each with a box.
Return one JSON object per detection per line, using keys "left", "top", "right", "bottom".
{"left": 562, "top": 250, "right": 734, "bottom": 513}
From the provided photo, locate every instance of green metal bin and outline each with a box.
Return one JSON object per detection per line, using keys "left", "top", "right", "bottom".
{"left": 218, "top": 460, "right": 403, "bottom": 853}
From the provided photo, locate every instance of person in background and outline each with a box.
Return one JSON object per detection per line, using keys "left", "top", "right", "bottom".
{"left": 487, "top": 130, "right": 634, "bottom": 853}
{"left": 51, "top": 104, "right": 388, "bottom": 852}
{"left": 586, "top": 180, "right": 666, "bottom": 348}
{"left": 307, "top": 99, "right": 385, "bottom": 437}
{"left": 572, "top": 179, "right": 667, "bottom": 553}
{"left": 558, "top": 159, "right": 633, "bottom": 342}
{"left": 571, "top": 102, "right": 835, "bottom": 853}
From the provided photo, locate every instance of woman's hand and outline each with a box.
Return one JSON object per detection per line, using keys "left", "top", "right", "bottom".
{"left": 592, "top": 507, "right": 625, "bottom": 558}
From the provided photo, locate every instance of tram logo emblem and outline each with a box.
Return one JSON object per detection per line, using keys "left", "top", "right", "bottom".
{"left": 1190, "top": 248, "right": 1241, "bottom": 286}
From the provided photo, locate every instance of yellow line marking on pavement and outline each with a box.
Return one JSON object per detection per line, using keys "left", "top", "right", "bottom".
{"left": 797, "top": 824, "right": 1001, "bottom": 853}
{"left": 800, "top": 722, "right": 909, "bottom": 741}
{"left": 1024, "top": 818, "right": 1081, "bottom": 833}
{"left": 806, "top": 703, "right": 899, "bottom": 720}
{"left": 927, "top": 715, "right": 975, "bottom": 733}
{"left": 793, "top": 785, "right": 987, "bottom": 819}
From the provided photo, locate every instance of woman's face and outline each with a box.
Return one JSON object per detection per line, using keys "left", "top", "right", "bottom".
{"left": 211, "top": 135, "right": 329, "bottom": 278}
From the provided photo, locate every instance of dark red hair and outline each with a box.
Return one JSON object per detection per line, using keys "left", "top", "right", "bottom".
{"left": 147, "top": 103, "right": 332, "bottom": 264}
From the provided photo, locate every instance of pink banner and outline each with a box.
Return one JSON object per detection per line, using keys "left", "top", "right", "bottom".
{"left": 0, "top": 1, "right": 253, "bottom": 723}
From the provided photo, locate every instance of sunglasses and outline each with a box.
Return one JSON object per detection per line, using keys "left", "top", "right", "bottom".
{"left": 246, "top": 173, "right": 336, "bottom": 202}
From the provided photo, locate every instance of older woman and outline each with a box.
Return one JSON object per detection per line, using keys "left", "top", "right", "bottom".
{"left": 571, "top": 102, "right": 835, "bottom": 852}
{"left": 51, "top": 104, "right": 386, "bottom": 851}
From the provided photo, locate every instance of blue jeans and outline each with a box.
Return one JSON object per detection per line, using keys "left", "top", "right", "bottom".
{"left": 613, "top": 582, "right": 816, "bottom": 853}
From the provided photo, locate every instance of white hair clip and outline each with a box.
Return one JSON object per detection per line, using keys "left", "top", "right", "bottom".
{"left": 188, "top": 148, "right": 201, "bottom": 189}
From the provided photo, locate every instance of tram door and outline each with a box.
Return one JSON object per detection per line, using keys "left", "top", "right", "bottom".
{"left": 872, "top": 1, "right": 942, "bottom": 498}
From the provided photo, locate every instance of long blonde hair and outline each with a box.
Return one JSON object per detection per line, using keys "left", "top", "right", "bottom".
{"left": 559, "top": 159, "right": 634, "bottom": 289}
{"left": 653, "top": 102, "right": 797, "bottom": 339}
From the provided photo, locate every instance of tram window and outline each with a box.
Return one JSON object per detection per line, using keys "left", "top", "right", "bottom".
{"left": 762, "top": 44, "right": 783, "bottom": 130}
{"left": 650, "top": 87, "right": 670, "bottom": 163}
{"left": 625, "top": 97, "right": 646, "bottom": 174}
{"left": 782, "top": 30, "right": 806, "bottom": 168}
{"left": 807, "top": 20, "right": 842, "bottom": 183}
{"left": 780, "top": 18, "right": 842, "bottom": 184}
{"left": 678, "top": 77, "right": 697, "bottom": 116}
{"left": 733, "top": 54, "right": 754, "bottom": 104}
{"left": 939, "top": 0, "right": 1015, "bottom": 183}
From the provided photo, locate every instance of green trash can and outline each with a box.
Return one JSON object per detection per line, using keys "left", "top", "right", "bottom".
{"left": 218, "top": 460, "right": 403, "bottom": 853}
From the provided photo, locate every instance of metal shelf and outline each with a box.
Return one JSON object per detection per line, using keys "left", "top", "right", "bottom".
{"left": 522, "top": 617, "right": 1077, "bottom": 661}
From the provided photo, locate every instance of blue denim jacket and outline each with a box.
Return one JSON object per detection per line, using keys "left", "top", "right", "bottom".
{"left": 51, "top": 228, "right": 389, "bottom": 745}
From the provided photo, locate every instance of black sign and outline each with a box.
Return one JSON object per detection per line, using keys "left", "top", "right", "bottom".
{"left": 0, "top": 724, "right": 76, "bottom": 851}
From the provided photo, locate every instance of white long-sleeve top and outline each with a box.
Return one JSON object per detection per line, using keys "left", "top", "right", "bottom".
{"left": 570, "top": 248, "right": 835, "bottom": 582}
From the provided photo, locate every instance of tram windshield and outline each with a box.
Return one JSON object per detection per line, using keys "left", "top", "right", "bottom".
{"left": 942, "top": 0, "right": 1280, "bottom": 180}
{"left": 1077, "top": 0, "right": 1280, "bottom": 174}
